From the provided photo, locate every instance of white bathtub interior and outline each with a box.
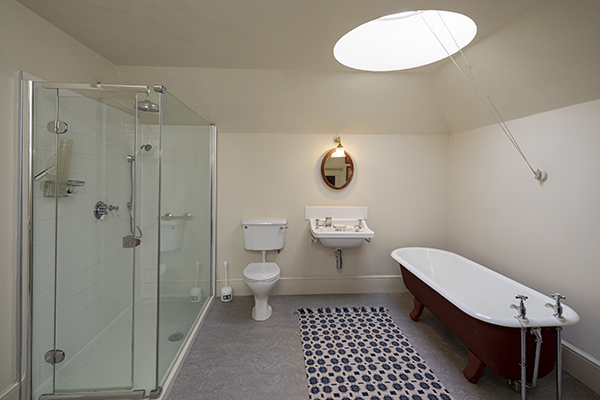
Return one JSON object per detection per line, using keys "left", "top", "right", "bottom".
{"left": 392, "top": 247, "right": 579, "bottom": 328}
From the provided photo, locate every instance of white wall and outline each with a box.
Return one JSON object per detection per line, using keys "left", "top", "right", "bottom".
{"left": 116, "top": 66, "right": 451, "bottom": 295}
{"left": 0, "top": 1, "right": 122, "bottom": 399}
{"left": 217, "top": 132, "right": 449, "bottom": 295}
{"left": 448, "top": 99, "right": 600, "bottom": 387}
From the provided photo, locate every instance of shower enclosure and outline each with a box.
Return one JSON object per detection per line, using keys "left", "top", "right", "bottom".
{"left": 18, "top": 78, "right": 215, "bottom": 400}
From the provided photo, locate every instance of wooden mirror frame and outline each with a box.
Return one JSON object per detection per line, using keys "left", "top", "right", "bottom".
{"left": 320, "top": 149, "right": 354, "bottom": 190}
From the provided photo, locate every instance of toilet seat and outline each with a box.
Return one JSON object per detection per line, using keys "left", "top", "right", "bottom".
{"left": 243, "top": 262, "right": 280, "bottom": 283}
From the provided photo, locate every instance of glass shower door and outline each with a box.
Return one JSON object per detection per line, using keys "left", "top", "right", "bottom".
{"left": 30, "top": 83, "right": 136, "bottom": 397}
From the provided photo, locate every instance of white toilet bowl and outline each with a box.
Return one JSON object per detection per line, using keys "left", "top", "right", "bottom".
{"left": 243, "top": 262, "right": 280, "bottom": 321}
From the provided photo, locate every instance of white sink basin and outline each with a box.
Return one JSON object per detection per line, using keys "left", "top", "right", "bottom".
{"left": 309, "top": 219, "right": 374, "bottom": 249}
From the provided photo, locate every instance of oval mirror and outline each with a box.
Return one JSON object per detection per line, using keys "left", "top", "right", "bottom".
{"left": 320, "top": 149, "right": 354, "bottom": 190}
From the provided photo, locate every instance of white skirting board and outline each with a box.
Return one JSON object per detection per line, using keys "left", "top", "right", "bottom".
{"left": 220, "top": 275, "right": 406, "bottom": 296}
{"left": 563, "top": 341, "right": 600, "bottom": 395}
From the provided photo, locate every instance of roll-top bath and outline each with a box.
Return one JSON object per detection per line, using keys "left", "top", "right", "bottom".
{"left": 391, "top": 247, "right": 579, "bottom": 386}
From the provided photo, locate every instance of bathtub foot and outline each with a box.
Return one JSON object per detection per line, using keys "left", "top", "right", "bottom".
{"left": 463, "top": 350, "right": 486, "bottom": 383}
{"left": 409, "top": 297, "right": 425, "bottom": 321}
{"left": 508, "top": 379, "right": 522, "bottom": 393}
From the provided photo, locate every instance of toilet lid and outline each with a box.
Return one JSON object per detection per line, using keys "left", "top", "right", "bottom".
{"left": 244, "top": 262, "right": 280, "bottom": 281}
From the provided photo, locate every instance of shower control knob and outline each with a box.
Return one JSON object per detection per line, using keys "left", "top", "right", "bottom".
{"left": 94, "top": 201, "right": 108, "bottom": 220}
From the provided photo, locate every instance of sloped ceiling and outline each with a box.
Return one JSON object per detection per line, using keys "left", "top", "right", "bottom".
{"left": 16, "top": 0, "right": 600, "bottom": 134}
{"left": 16, "top": 0, "right": 541, "bottom": 71}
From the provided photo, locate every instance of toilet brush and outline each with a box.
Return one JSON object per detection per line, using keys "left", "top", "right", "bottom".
{"left": 221, "top": 261, "right": 233, "bottom": 302}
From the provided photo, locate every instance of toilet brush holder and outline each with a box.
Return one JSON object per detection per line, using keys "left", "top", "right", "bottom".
{"left": 189, "top": 287, "right": 202, "bottom": 303}
{"left": 221, "top": 286, "right": 232, "bottom": 302}
{"left": 221, "top": 261, "right": 233, "bottom": 302}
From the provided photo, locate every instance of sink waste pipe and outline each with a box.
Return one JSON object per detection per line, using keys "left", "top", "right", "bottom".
{"left": 335, "top": 249, "right": 342, "bottom": 269}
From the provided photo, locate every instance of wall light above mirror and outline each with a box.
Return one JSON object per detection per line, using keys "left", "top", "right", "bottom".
{"left": 321, "top": 136, "right": 354, "bottom": 190}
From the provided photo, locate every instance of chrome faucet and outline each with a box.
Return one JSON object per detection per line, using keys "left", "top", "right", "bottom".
{"left": 324, "top": 216, "right": 332, "bottom": 227}
{"left": 510, "top": 294, "right": 528, "bottom": 321}
{"left": 314, "top": 218, "right": 323, "bottom": 228}
{"left": 545, "top": 293, "right": 566, "bottom": 319}
{"left": 354, "top": 219, "right": 364, "bottom": 230}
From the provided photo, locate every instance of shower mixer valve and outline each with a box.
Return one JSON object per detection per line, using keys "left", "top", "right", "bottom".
{"left": 93, "top": 201, "right": 119, "bottom": 220}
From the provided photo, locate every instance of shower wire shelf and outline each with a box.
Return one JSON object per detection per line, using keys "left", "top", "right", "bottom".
{"left": 42, "top": 180, "right": 85, "bottom": 198}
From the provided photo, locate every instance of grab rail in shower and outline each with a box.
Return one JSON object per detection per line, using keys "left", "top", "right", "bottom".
{"left": 160, "top": 213, "right": 192, "bottom": 221}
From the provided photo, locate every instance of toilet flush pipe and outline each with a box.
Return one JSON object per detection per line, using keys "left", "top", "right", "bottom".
{"left": 261, "top": 250, "right": 267, "bottom": 263}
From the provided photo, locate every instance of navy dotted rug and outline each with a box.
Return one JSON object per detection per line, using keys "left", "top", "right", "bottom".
{"left": 296, "top": 307, "right": 453, "bottom": 400}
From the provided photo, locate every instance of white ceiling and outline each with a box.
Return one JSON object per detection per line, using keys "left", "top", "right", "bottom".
{"left": 16, "top": 0, "right": 542, "bottom": 72}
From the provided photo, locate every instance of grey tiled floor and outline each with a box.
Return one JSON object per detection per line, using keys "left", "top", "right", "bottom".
{"left": 165, "top": 293, "right": 599, "bottom": 400}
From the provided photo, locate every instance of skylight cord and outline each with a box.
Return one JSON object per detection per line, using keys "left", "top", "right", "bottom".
{"left": 421, "top": 12, "right": 542, "bottom": 180}
{"left": 435, "top": 12, "right": 528, "bottom": 167}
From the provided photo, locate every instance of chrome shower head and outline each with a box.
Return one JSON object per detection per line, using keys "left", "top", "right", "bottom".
{"left": 137, "top": 93, "right": 159, "bottom": 113}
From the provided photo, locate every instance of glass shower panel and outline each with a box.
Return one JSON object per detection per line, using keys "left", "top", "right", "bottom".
{"left": 30, "top": 83, "right": 136, "bottom": 397}
{"left": 157, "top": 91, "right": 212, "bottom": 386}
{"left": 132, "top": 91, "right": 161, "bottom": 394}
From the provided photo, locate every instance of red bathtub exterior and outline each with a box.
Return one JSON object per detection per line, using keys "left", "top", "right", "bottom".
{"left": 399, "top": 264, "right": 557, "bottom": 383}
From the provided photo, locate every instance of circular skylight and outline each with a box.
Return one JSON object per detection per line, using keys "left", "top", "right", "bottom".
{"left": 333, "top": 10, "right": 477, "bottom": 72}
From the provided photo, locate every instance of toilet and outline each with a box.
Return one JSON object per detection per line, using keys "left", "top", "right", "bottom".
{"left": 241, "top": 218, "right": 287, "bottom": 321}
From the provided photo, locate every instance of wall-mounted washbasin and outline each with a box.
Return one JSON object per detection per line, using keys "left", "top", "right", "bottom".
{"left": 305, "top": 207, "right": 374, "bottom": 269}
{"left": 309, "top": 219, "right": 374, "bottom": 249}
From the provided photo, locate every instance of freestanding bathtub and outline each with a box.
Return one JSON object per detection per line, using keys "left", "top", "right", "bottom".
{"left": 391, "top": 247, "right": 579, "bottom": 384}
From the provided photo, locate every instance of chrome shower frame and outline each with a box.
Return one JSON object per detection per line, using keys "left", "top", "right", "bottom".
{"left": 18, "top": 78, "right": 217, "bottom": 400}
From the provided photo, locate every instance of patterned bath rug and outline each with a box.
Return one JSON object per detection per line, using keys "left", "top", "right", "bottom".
{"left": 296, "top": 307, "right": 453, "bottom": 400}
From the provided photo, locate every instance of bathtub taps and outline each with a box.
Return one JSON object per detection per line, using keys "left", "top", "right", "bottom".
{"left": 510, "top": 295, "right": 528, "bottom": 321}
{"left": 324, "top": 216, "right": 332, "bottom": 227}
{"left": 545, "top": 293, "right": 566, "bottom": 319}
